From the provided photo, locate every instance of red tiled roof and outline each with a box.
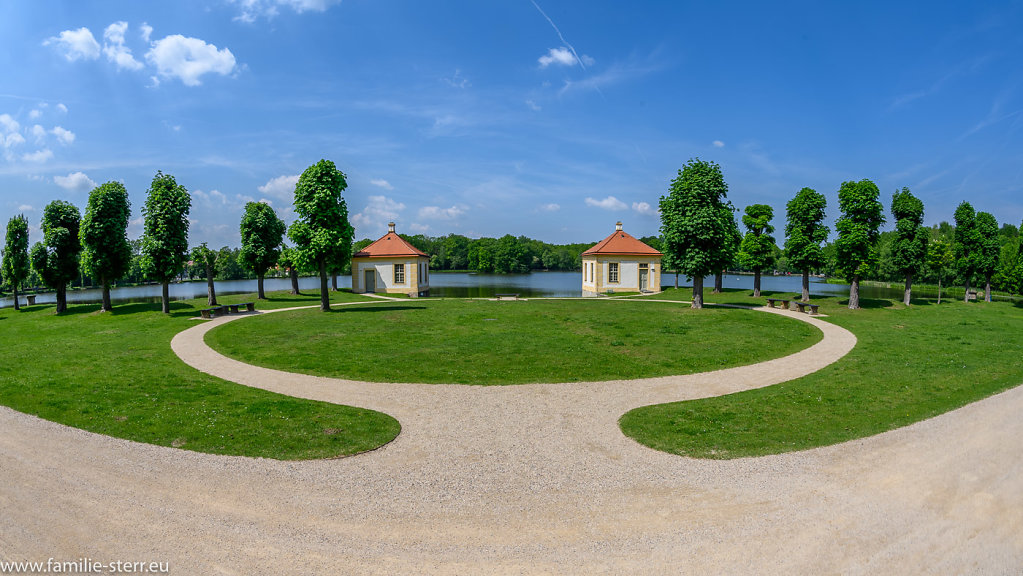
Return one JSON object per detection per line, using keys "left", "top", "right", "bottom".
{"left": 582, "top": 225, "right": 662, "bottom": 256}
{"left": 353, "top": 232, "right": 427, "bottom": 258}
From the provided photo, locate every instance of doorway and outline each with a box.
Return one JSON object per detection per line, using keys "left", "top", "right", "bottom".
{"left": 364, "top": 269, "right": 376, "bottom": 293}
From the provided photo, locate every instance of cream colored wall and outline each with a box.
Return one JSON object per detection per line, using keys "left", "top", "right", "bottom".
{"left": 582, "top": 255, "right": 662, "bottom": 295}
{"left": 352, "top": 256, "right": 430, "bottom": 296}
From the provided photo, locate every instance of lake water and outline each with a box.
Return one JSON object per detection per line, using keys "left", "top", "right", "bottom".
{"left": 0, "top": 271, "right": 883, "bottom": 309}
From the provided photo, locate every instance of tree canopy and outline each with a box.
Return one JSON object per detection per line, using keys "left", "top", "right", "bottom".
{"left": 658, "top": 158, "right": 734, "bottom": 308}
{"left": 2, "top": 214, "right": 31, "bottom": 310}
{"left": 239, "top": 201, "right": 286, "bottom": 299}
{"left": 784, "top": 187, "right": 828, "bottom": 301}
{"left": 80, "top": 181, "right": 132, "bottom": 312}
{"left": 953, "top": 201, "right": 982, "bottom": 302}
{"left": 287, "top": 159, "right": 354, "bottom": 311}
{"left": 834, "top": 179, "right": 885, "bottom": 309}
{"left": 975, "top": 211, "right": 1000, "bottom": 302}
{"left": 141, "top": 171, "right": 191, "bottom": 313}
{"left": 890, "top": 187, "right": 927, "bottom": 305}
{"left": 32, "top": 200, "right": 82, "bottom": 314}
{"left": 737, "top": 204, "right": 776, "bottom": 297}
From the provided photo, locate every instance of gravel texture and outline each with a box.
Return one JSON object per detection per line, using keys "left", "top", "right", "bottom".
{"left": 2, "top": 301, "right": 1021, "bottom": 574}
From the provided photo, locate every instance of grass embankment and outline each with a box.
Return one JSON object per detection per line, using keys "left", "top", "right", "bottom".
{"left": 205, "top": 298, "right": 821, "bottom": 385}
{"left": 620, "top": 288, "right": 1023, "bottom": 458}
{"left": 0, "top": 290, "right": 400, "bottom": 460}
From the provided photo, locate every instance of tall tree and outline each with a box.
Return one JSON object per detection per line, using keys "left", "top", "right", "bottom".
{"left": 287, "top": 159, "right": 354, "bottom": 311}
{"left": 784, "top": 188, "right": 829, "bottom": 302}
{"left": 926, "top": 238, "right": 954, "bottom": 304}
{"left": 79, "top": 181, "right": 132, "bottom": 312}
{"left": 889, "top": 187, "right": 927, "bottom": 306}
{"left": 141, "top": 171, "right": 191, "bottom": 314}
{"left": 278, "top": 246, "right": 302, "bottom": 295}
{"left": 953, "top": 201, "right": 982, "bottom": 303}
{"left": 2, "top": 215, "right": 31, "bottom": 310}
{"left": 713, "top": 205, "right": 741, "bottom": 293}
{"left": 737, "top": 204, "right": 776, "bottom": 298}
{"left": 239, "top": 201, "right": 286, "bottom": 299}
{"left": 659, "top": 158, "right": 733, "bottom": 309}
{"left": 33, "top": 200, "right": 82, "bottom": 314}
{"left": 190, "top": 243, "right": 219, "bottom": 306}
{"left": 975, "top": 211, "right": 1000, "bottom": 302}
{"left": 834, "top": 179, "right": 885, "bottom": 309}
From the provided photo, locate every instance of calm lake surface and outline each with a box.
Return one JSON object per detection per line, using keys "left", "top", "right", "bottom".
{"left": 0, "top": 271, "right": 911, "bottom": 309}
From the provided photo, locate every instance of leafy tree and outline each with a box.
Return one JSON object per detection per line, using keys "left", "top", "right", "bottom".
{"left": 975, "top": 211, "right": 1000, "bottom": 302}
{"left": 2, "top": 215, "right": 31, "bottom": 310}
{"left": 287, "top": 159, "right": 354, "bottom": 311}
{"left": 278, "top": 245, "right": 304, "bottom": 294}
{"left": 737, "top": 204, "right": 776, "bottom": 297}
{"left": 33, "top": 200, "right": 82, "bottom": 314}
{"left": 141, "top": 171, "right": 191, "bottom": 314}
{"left": 953, "top": 201, "right": 982, "bottom": 303}
{"left": 79, "top": 181, "right": 132, "bottom": 312}
{"left": 216, "top": 246, "right": 246, "bottom": 280}
{"left": 889, "top": 187, "right": 927, "bottom": 306}
{"left": 834, "top": 179, "right": 885, "bottom": 309}
{"left": 784, "top": 188, "right": 829, "bottom": 301}
{"left": 713, "top": 205, "right": 741, "bottom": 293}
{"left": 239, "top": 201, "right": 286, "bottom": 299}
{"left": 659, "top": 158, "right": 734, "bottom": 309}
{"left": 190, "top": 243, "right": 220, "bottom": 306}
{"left": 926, "top": 239, "right": 954, "bottom": 304}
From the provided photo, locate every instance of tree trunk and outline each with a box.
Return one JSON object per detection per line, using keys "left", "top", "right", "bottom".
{"left": 692, "top": 275, "right": 704, "bottom": 309}
{"left": 963, "top": 279, "right": 971, "bottom": 303}
{"left": 848, "top": 275, "right": 860, "bottom": 309}
{"left": 673, "top": 272, "right": 678, "bottom": 289}
{"left": 161, "top": 282, "right": 170, "bottom": 314}
{"left": 985, "top": 274, "right": 992, "bottom": 302}
{"left": 331, "top": 273, "right": 338, "bottom": 292}
{"left": 101, "top": 278, "right": 112, "bottom": 312}
{"left": 290, "top": 268, "right": 300, "bottom": 295}
{"left": 801, "top": 270, "right": 810, "bottom": 302}
{"left": 206, "top": 268, "right": 217, "bottom": 306}
{"left": 12, "top": 284, "right": 19, "bottom": 311}
{"left": 937, "top": 277, "right": 943, "bottom": 305}
{"left": 257, "top": 274, "right": 266, "bottom": 299}
{"left": 903, "top": 273, "right": 913, "bottom": 306}
{"left": 753, "top": 270, "right": 762, "bottom": 298}
{"left": 319, "top": 260, "right": 330, "bottom": 311}
{"left": 56, "top": 285, "right": 67, "bottom": 314}
{"left": 713, "top": 270, "right": 723, "bottom": 293}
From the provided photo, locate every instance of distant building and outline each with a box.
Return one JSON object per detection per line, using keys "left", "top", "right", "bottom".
{"left": 351, "top": 222, "right": 430, "bottom": 297}
{"left": 581, "top": 221, "right": 662, "bottom": 296}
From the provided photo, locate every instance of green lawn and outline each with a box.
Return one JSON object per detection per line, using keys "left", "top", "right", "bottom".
{"left": 205, "top": 298, "right": 822, "bottom": 385}
{"left": 0, "top": 290, "right": 400, "bottom": 460}
{"left": 620, "top": 288, "right": 1023, "bottom": 458}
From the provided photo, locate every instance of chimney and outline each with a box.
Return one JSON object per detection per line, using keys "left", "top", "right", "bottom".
{"left": 388, "top": 222, "right": 396, "bottom": 233}
{"left": 615, "top": 221, "right": 623, "bottom": 231}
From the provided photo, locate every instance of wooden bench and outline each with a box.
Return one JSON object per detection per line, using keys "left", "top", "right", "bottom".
{"left": 227, "top": 304, "right": 241, "bottom": 313}
{"left": 793, "top": 301, "right": 820, "bottom": 315}
{"left": 765, "top": 298, "right": 790, "bottom": 309}
{"left": 495, "top": 293, "right": 520, "bottom": 301}
{"left": 242, "top": 302, "right": 255, "bottom": 312}
{"left": 199, "top": 306, "right": 226, "bottom": 319}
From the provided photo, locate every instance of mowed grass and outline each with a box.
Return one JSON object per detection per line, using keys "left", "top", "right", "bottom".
{"left": 0, "top": 290, "right": 400, "bottom": 460}
{"left": 620, "top": 288, "right": 1023, "bottom": 458}
{"left": 205, "top": 298, "right": 821, "bottom": 385}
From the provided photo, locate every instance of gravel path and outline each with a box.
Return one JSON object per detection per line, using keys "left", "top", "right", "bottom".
{"left": 2, "top": 301, "right": 1021, "bottom": 574}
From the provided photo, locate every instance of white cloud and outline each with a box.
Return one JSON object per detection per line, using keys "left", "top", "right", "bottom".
{"left": 257, "top": 174, "right": 299, "bottom": 201}
{"left": 28, "top": 109, "right": 42, "bottom": 120}
{"left": 0, "top": 114, "right": 20, "bottom": 134}
{"left": 21, "top": 149, "right": 53, "bottom": 163}
{"left": 632, "top": 201, "right": 657, "bottom": 216}
{"left": 31, "top": 125, "right": 46, "bottom": 143}
{"left": 44, "top": 27, "right": 101, "bottom": 61}
{"left": 444, "top": 69, "right": 470, "bottom": 89}
{"left": 418, "top": 204, "right": 467, "bottom": 220}
{"left": 3, "top": 132, "right": 25, "bottom": 151}
{"left": 713, "top": 140, "right": 725, "bottom": 148}
{"left": 192, "top": 188, "right": 229, "bottom": 205}
{"left": 408, "top": 222, "right": 430, "bottom": 233}
{"left": 18, "top": 205, "right": 33, "bottom": 212}
{"left": 525, "top": 99, "right": 542, "bottom": 111}
{"left": 56, "top": 103, "right": 68, "bottom": 114}
{"left": 585, "top": 196, "right": 627, "bottom": 211}
{"left": 539, "top": 47, "right": 577, "bottom": 68}
{"left": 539, "top": 203, "right": 560, "bottom": 212}
{"left": 145, "top": 35, "right": 237, "bottom": 86}
{"left": 351, "top": 195, "right": 406, "bottom": 235}
{"left": 140, "top": 23, "right": 153, "bottom": 43}
{"left": 54, "top": 171, "right": 96, "bottom": 192}
{"left": 369, "top": 178, "right": 394, "bottom": 190}
{"left": 103, "top": 21, "right": 144, "bottom": 71}
{"left": 51, "top": 126, "right": 75, "bottom": 145}
{"left": 232, "top": 0, "right": 342, "bottom": 22}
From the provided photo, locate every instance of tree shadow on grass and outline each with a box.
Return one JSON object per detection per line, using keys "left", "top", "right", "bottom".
{"left": 836, "top": 297, "right": 895, "bottom": 309}
{"left": 331, "top": 305, "right": 426, "bottom": 313}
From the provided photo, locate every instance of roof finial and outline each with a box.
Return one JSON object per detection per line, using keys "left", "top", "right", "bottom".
{"left": 388, "top": 222, "right": 396, "bottom": 233}
{"left": 615, "top": 221, "right": 623, "bottom": 231}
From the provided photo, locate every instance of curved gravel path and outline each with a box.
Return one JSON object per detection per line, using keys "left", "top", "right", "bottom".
{"left": 2, "top": 301, "right": 1021, "bottom": 574}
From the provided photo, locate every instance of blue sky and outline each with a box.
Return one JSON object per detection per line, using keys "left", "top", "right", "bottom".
{"left": 2, "top": 1, "right": 1022, "bottom": 248}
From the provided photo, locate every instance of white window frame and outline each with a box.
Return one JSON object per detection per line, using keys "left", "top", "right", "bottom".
{"left": 608, "top": 262, "right": 619, "bottom": 284}
{"left": 394, "top": 263, "right": 405, "bottom": 284}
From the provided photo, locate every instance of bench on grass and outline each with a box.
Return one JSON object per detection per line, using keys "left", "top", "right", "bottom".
{"left": 495, "top": 293, "right": 520, "bottom": 301}
{"left": 793, "top": 301, "right": 820, "bottom": 315}
{"left": 199, "top": 306, "right": 226, "bottom": 319}
{"left": 765, "top": 298, "right": 790, "bottom": 309}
